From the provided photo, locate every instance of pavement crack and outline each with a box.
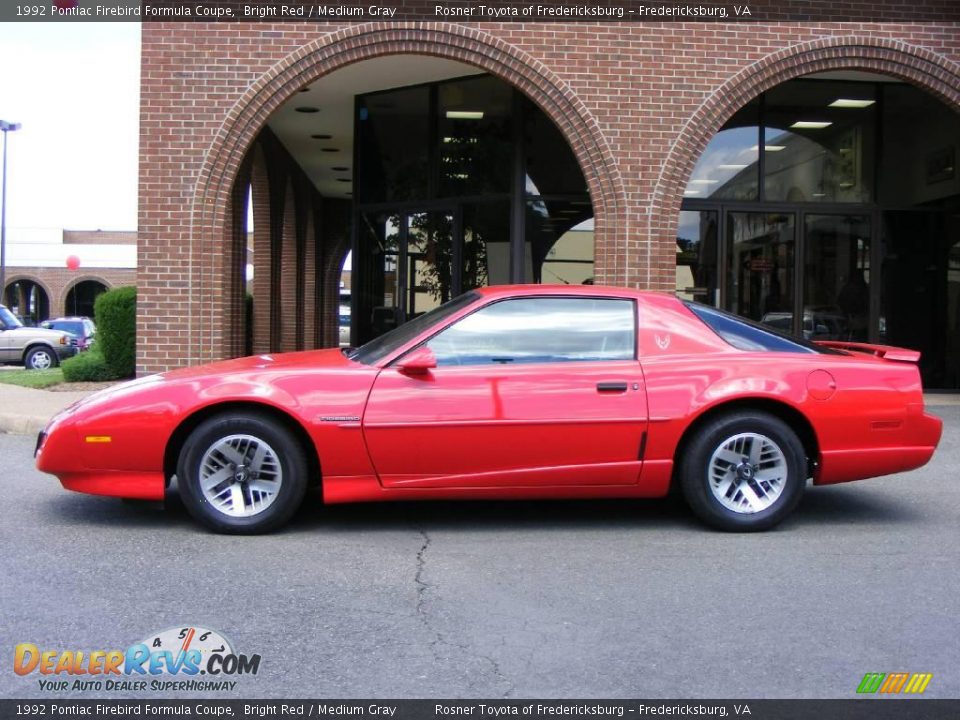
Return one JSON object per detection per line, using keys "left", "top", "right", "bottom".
{"left": 414, "top": 528, "right": 431, "bottom": 617}
{"left": 411, "top": 527, "right": 513, "bottom": 698}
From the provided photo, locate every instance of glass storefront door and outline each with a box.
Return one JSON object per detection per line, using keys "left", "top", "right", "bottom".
{"left": 725, "top": 211, "right": 797, "bottom": 330}
{"left": 803, "top": 214, "right": 872, "bottom": 341}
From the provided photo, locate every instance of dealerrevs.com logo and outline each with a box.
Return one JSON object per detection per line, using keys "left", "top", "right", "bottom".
{"left": 14, "top": 626, "right": 261, "bottom": 693}
{"left": 857, "top": 672, "right": 933, "bottom": 695}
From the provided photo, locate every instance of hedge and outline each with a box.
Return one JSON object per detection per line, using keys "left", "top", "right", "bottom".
{"left": 61, "top": 349, "right": 115, "bottom": 382}
{"left": 94, "top": 286, "right": 137, "bottom": 379}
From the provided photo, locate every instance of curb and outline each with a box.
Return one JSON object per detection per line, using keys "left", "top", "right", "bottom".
{"left": 0, "top": 414, "right": 50, "bottom": 436}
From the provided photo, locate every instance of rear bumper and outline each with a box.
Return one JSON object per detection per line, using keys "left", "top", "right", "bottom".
{"left": 816, "top": 411, "right": 942, "bottom": 485}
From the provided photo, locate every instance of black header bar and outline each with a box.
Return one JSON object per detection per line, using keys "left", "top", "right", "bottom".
{"left": 2, "top": 0, "right": 959, "bottom": 22}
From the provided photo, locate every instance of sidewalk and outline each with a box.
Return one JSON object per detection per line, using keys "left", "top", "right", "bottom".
{"left": 0, "top": 382, "right": 957, "bottom": 437}
{"left": 0, "top": 384, "right": 97, "bottom": 436}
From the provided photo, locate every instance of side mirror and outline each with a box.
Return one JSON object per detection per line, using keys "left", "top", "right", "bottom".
{"left": 397, "top": 346, "right": 437, "bottom": 376}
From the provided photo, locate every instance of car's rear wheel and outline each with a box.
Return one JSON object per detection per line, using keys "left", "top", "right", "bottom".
{"left": 25, "top": 346, "right": 57, "bottom": 370}
{"left": 177, "top": 413, "right": 308, "bottom": 534}
{"left": 679, "top": 411, "right": 807, "bottom": 532}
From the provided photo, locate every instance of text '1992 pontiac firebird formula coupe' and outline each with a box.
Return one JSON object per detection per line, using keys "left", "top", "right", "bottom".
{"left": 36, "top": 285, "right": 942, "bottom": 534}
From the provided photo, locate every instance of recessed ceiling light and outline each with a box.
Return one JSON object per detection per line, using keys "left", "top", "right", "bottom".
{"left": 829, "top": 98, "right": 875, "bottom": 108}
{"left": 683, "top": 190, "right": 701, "bottom": 196}
{"left": 717, "top": 164, "right": 748, "bottom": 170}
{"left": 295, "top": 107, "right": 320, "bottom": 113}
{"left": 321, "top": 148, "right": 340, "bottom": 153}
{"left": 446, "top": 111, "right": 484, "bottom": 120}
{"left": 790, "top": 121, "right": 832, "bottom": 129}
{"left": 331, "top": 166, "right": 349, "bottom": 172}
{"left": 689, "top": 179, "right": 719, "bottom": 185}
{"left": 751, "top": 144, "right": 786, "bottom": 152}
{"left": 310, "top": 134, "right": 332, "bottom": 140}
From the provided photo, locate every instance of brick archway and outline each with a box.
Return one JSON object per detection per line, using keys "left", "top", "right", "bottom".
{"left": 60, "top": 276, "right": 112, "bottom": 316}
{"left": 648, "top": 35, "right": 960, "bottom": 281}
{"left": 3, "top": 274, "right": 53, "bottom": 321}
{"left": 185, "top": 22, "right": 626, "bottom": 366}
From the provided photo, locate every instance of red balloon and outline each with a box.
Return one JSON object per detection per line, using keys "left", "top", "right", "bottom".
{"left": 66, "top": 255, "right": 81, "bottom": 271}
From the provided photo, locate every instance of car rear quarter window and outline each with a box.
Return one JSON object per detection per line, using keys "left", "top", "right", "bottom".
{"left": 685, "top": 302, "right": 840, "bottom": 354}
{"left": 427, "top": 296, "right": 636, "bottom": 366}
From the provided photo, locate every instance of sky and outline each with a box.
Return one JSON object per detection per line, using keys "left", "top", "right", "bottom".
{"left": 0, "top": 23, "right": 140, "bottom": 233}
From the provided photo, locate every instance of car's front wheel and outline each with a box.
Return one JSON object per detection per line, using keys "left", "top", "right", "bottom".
{"left": 177, "top": 412, "right": 309, "bottom": 534}
{"left": 25, "top": 346, "right": 58, "bottom": 370}
{"left": 679, "top": 410, "right": 807, "bottom": 532}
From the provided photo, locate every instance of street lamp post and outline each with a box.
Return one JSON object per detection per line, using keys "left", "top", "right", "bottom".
{"left": 0, "top": 120, "right": 22, "bottom": 307}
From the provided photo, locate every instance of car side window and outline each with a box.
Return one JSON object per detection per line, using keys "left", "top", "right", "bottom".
{"left": 426, "top": 297, "right": 636, "bottom": 366}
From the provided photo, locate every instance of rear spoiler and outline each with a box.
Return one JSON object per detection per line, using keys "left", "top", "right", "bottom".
{"left": 815, "top": 341, "right": 921, "bottom": 363}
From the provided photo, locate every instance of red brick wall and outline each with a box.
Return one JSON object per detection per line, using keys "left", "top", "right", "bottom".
{"left": 138, "top": 19, "right": 960, "bottom": 373}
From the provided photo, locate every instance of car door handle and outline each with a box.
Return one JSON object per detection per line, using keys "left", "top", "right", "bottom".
{"left": 596, "top": 382, "right": 628, "bottom": 393}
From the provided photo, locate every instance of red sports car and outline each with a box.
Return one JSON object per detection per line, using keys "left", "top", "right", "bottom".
{"left": 35, "top": 285, "right": 942, "bottom": 534}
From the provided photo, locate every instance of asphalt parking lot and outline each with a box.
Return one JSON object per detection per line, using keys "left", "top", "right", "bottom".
{"left": 2, "top": 408, "right": 958, "bottom": 700}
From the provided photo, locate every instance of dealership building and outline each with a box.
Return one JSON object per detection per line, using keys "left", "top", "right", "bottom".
{"left": 138, "top": 10, "right": 960, "bottom": 387}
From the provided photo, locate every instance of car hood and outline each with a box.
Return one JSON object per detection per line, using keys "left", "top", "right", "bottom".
{"left": 53, "top": 348, "right": 361, "bottom": 422}
{"left": 159, "top": 347, "right": 356, "bottom": 380}
{"left": 4, "top": 327, "right": 69, "bottom": 341}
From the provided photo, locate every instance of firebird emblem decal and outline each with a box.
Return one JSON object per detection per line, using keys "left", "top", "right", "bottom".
{"left": 655, "top": 334, "right": 671, "bottom": 350}
{"left": 319, "top": 416, "right": 360, "bottom": 422}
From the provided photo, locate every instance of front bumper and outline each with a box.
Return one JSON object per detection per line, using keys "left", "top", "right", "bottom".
{"left": 55, "top": 345, "right": 79, "bottom": 360}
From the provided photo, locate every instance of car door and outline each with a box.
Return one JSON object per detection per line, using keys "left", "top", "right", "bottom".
{"left": 362, "top": 296, "right": 648, "bottom": 488}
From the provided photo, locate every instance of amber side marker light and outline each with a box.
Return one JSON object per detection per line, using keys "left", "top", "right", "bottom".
{"left": 84, "top": 436, "right": 112, "bottom": 444}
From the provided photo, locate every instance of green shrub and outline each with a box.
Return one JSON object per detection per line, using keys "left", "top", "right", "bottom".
{"left": 94, "top": 286, "right": 137, "bottom": 378}
{"left": 62, "top": 349, "right": 116, "bottom": 382}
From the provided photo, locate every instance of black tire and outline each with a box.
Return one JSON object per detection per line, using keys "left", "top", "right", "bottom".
{"left": 25, "top": 346, "right": 58, "bottom": 370}
{"left": 679, "top": 410, "right": 807, "bottom": 532}
{"left": 177, "top": 412, "right": 309, "bottom": 534}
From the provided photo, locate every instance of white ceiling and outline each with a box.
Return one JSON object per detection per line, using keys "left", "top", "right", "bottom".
{"left": 267, "top": 56, "right": 484, "bottom": 199}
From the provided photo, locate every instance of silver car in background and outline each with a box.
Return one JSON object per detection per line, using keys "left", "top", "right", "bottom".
{"left": 0, "top": 305, "right": 78, "bottom": 370}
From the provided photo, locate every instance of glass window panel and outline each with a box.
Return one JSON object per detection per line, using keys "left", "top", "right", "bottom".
{"left": 684, "top": 101, "right": 759, "bottom": 201}
{"left": 357, "top": 86, "right": 430, "bottom": 203}
{"left": 462, "top": 200, "right": 510, "bottom": 289}
{"left": 803, "top": 214, "right": 871, "bottom": 341}
{"left": 726, "top": 212, "right": 796, "bottom": 328}
{"left": 406, "top": 211, "right": 454, "bottom": 318}
{"left": 438, "top": 77, "right": 513, "bottom": 197}
{"left": 358, "top": 211, "right": 402, "bottom": 341}
{"left": 526, "top": 199, "right": 593, "bottom": 284}
{"left": 763, "top": 80, "right": 876, "bottom": 203}
{"left": 427, "top": 297, "right": 635, "bottom": 366}
{"left": 676, "top": 210, "right": 719, "bottom": 304}
{"left": 879, "top": 83, "right": 960, "bottom": 206}
{"left": 523, "top": 97, "right": 588, "bottom": 196}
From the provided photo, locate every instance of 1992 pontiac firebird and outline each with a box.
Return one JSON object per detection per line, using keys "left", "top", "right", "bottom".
{"left": 36, "top": 285, "right": 942, "bottom": 534}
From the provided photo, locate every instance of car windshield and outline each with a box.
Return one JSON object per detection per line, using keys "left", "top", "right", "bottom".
{"left": 348, "top": 291, "right": 480, "bottom": 365}
{"left": 0, "top": 306, "right": 23, "bottom": 329}
{"left": 46, "top": 321, "right": 85, "bottom": 336}
{"left": 685, "top": 302, "right": 842, "bottom": 354}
